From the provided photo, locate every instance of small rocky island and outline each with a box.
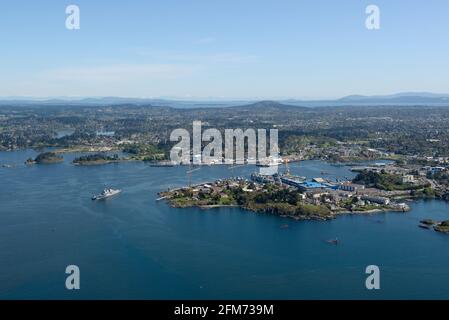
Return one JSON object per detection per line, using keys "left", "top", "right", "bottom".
{"left": 434, "top": 221, "right": 449, "bottom": 234}
{"left": 25, "top": 152, "right": 64, "bottom": 165}
{"left": 419, "top": 219, "right": 449, "bottom": 234}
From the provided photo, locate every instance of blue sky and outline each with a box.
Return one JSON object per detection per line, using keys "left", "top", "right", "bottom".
{"left": 1, "top": 0, "right": 448, "bottom": 99}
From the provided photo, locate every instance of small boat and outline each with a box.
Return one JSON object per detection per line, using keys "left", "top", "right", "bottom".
{"left": 326, "top": 238, "right": 339, "bottom": 245}
{"left": 92, "top": 188, "right": 122, "bottom": 200}
{"left": 419, "top": 224, "right": 431, "bottom": 229}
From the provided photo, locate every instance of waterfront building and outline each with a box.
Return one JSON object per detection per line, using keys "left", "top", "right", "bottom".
{"left": 338, "top": 183, "right": 365, "bottom": 192}
{"left": 361, "top": 195, "right": 390, "bottom": 205}
{"left": 402, "top": 175, "right": 415, "bottom": 184}
{"left": 281, "top": 177, "right": 337, "bottom": 192}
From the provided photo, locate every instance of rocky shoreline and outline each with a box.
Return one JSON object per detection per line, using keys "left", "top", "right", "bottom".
{"left": 159, "top": 176, "right": 413, "bottom": 222}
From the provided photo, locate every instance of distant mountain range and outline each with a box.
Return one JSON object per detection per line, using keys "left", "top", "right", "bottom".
{"left": 1, "top": 92, "right": 449, "bottom": 108}
{"left": 338, "top": 92, "right": 449, "bottom": 103}
{"left": 283, "top": 92, "right": 449, "bottom": 107}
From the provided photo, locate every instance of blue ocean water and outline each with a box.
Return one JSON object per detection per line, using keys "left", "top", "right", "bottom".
{"left": 0, "top": 150, "right": 449, "bottom": 299}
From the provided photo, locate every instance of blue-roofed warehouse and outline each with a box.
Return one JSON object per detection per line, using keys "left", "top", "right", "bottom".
{"left": 280, "top": 177, "right": 337, "bottom": 192}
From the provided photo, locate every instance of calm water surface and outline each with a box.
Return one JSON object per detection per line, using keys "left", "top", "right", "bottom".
{"left": 1, "top": 150, "right": 449, "bottom": 299}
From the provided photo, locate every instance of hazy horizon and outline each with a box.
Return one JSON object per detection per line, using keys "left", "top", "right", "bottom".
{"left": 1, "top": 91, "right": 449, "bottom": 103}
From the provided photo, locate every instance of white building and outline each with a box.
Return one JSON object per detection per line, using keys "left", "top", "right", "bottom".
{"left": 402, "top": 175, "right": 415, "bottom": 184}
